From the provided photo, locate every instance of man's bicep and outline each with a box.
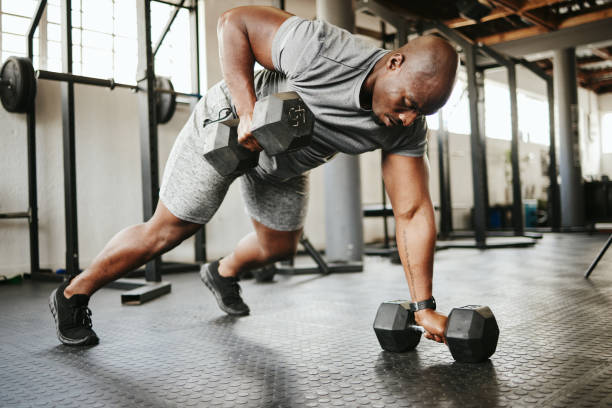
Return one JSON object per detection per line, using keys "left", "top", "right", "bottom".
{"left": 382, "top": 154, "right": 432, "bottom": 219}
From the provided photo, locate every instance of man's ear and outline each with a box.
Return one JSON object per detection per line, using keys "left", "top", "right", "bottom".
{"left": 387, "top": 53, "right": 405, "bottom": 71}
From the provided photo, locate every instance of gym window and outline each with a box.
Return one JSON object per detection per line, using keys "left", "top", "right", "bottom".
{"left": 0, "top": 0, "right": 40, "bottom": 64}
{"left": 1, "top": 0, "right": 193, "bottom": 93}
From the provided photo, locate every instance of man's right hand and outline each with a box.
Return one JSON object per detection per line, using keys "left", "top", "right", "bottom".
{"left": 237, "top": 112, "right": 262, "bottom": 152}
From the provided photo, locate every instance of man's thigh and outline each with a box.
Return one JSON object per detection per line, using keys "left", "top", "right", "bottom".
{"left": 240, "top": 170, "right": 309, "bottom": 232}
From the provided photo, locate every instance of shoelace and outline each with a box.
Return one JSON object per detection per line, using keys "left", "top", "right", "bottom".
{"left": 221, "top": 277, "right": 243, "bottom": 304}
{"left": 73, "top": 306, "right": 93, "bottom": 329}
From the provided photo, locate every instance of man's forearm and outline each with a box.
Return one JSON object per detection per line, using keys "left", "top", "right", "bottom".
{"left": 394, "top": 204, "right": 436, "bottom": 302}
{"left": 217, "top": 10, "right": 257, "bottom": 117}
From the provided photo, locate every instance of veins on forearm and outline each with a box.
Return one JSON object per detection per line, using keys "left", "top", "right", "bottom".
{"left": 402, "top": 229, "right": 416, "bottom": 298}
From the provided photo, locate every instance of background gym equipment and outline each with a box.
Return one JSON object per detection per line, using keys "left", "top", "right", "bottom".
{"left": 373, "top": 301, "right": 499, "bottom": 363}
{"left": 248, "top": 235, "right": 363, "bottom": 283}
{"left": 0, "top": 0, "right": 206, "bottom": 304}
{"left": 584, "top": 233, "right": 611, "bottom": 278}
{"left": 0, "top": 56, "right": 37, "bottom": 113}
{"left": 204, "top": 92, "right": 314, "bottom": 176}
{"left": 0, "top": 57, "right": 190, "bottom": 124}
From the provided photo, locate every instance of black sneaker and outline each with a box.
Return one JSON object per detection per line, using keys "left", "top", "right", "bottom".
{"left": 201, "top": 261, "right": 250, "bottom": 316}
{"left": 49, "top": 280, "right": 99, "bottom": 346}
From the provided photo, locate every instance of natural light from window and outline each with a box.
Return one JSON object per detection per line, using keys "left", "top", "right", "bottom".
{"left": 602, "top": 112, "right": 612, "bottom": 154}
{"left": 1, "top": 0, "right": 194, "bottom": 92}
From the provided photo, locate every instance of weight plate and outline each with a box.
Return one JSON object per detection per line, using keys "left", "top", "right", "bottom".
{"left": 0, "top": 57, "right": 36, "bottom": 113}
{"left": 1, "top": 56, "right": 37, "bottom": 113}
{"left": 155, "top": 76, "right": 176, "bottom": 124}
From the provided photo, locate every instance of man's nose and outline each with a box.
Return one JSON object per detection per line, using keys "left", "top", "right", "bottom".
{"left": 399, "top": 111, "right": 418, "bottom": 126}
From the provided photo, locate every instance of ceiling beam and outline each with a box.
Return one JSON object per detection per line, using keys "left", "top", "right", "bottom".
{"left": 478, "top": 10, "right": 612, "bottom": 45}
{"left": 593, "top": 77, "right": 612, "bottom": 91}
{"left": 585, "top": 67, "right": 612, "bottom": 77}
{"left": 478, "top": 25, "right": 547, "bottom": 44}
{"left": 589, "top": 47, "right": 612, "bottom": 63}
{"left": 487, "top": 0, "right": 557, "bottom": 30}
{"left": 445, "top": 0, "right": 565, "bottom": 28}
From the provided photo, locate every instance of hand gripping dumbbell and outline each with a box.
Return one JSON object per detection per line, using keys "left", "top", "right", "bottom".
{"left": 204, "top": 91, "right": 314, "bottom": 177}
{"left": 373, "top": 301, "right": 499, "bottom": 363}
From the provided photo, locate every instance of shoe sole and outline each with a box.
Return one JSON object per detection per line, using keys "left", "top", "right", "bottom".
{"left": 201, "top": 265, "right": 250, "bottom": 317}
{"left": 48, "top": 289, "right": 99, "bottom": 346}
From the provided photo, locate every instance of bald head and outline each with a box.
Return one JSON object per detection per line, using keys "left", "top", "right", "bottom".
{"left": 397, "top": 35, "right": 458, "bottom": 113}
{"left": 363, "top": 34, "right": 458, "bottom": 128}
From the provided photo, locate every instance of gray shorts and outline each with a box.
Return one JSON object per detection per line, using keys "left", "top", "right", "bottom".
{"left": 159, "top": 81, "right": 309, "bottom": 231}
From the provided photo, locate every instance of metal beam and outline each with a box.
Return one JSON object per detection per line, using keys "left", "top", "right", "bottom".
{"left": 516, "top": 57, "right": 560, "bottom": 230}
{"left": 136, "top": 0, "right": 162, "bottom": 281}
{"left": 355, "top": 0, "right": 411, "bottom": 37}
{"left": 153, "top": 0, "right": 186, "bottom": 56}
{"left": 479, "top": 45, "right": 523, "bottom": 235}
{"left": 437, "top": 110, "right": 453, "bottom": 239}
{"left": 189, "top": 0, "right": 206, "bottom": 264}
{"left": 25, "top": 0, "right": 46, "bottom": 276}
{"left": 479, "top": 17, "right": 612, "bottom": 63}
{"left": 60, "top": 0, "right": 79, "bottom": 277}
{"left": 465, "top": 44, "right": 487, "bottom": 247}
{"left": 546, "top": 78, "right": 561, "bottom": 231}
{"left": 487, "top": 0, "right": 556, "bottom": 31}
{"left": 27, "top": 0, "right": 47, "bottom": 57}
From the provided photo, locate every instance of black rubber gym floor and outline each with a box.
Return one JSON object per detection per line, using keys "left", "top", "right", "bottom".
{"left": 1, "top": 233, "right": 611, "bottom": 407}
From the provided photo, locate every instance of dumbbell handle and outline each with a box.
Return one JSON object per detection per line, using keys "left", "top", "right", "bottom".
{"left": 406, "top": 324, "right": 427, "bottom": 334}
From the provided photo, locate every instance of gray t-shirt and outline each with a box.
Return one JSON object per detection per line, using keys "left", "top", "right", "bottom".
{"left": 253, "top": 16, "right": 428, "bottom": 181}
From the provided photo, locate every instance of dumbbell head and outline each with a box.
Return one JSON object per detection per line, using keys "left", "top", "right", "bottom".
{"left": 251, "top": 91, "right": 314, "bottom": 155}
{"left": 373, "top": 300, "right": 422, "bottom": 353}
{"left": 0, "top": 56, "right": 37, "bottom": 113}
{"left": 203, "top": 119, "right": 259, "bottom": 177}
{"left": 444, "top": 305, "right": 499, "bottom": 363}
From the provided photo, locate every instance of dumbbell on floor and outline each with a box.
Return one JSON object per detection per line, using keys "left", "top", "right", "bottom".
{"left": 373, "top": 301, "right": 499, "bottom": 363}
{"left": 203, "top": 92, "right": 314, "bottom": 177}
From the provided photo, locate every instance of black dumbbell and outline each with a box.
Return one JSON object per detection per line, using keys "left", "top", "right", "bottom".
{"left": 204, "top": 91, "right": 314, "bottom": 177}
{"left": 373, "top": 301, "right": 499, "bottom": 363}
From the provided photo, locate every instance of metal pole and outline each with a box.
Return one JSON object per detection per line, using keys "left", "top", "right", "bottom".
{"left": 547, "top": 78, "right": 561, "bottom": 231}
{"left": 476, "top": 68, "right": 490, "bottom": 228}
{"left": 153, "top": 0, "right": 186, "bottom": 56}
{"left": 319, "top": 0, "right": 363, "bottom": 263}
{"left": 136, "top": 0, "right": 162, "bottom": 281}
{"left": 381, "top": 152, "right": 389, "bottom": 248}
{"left": 584, "top": 234, "right": 611, "bottom": 279}
{"left": 437, "top": 109, "right": 453, "bottom": 239}
{"left": 515, "top": 58, "right": 560, "bottom": 231}
{"left": 25, "top": 0, "right": 47, "bottom": 276}
{"left": 27, "top": 0, "right": 47, "bottom": 59}
{"left": 190, "top": 0, "right": 206, "bottom": 263}
{"left": 554, "top": 48, "right": 584, "bottom": 228}
{"left": 508, "top": 63, "right": 524, "bottom": 235}
{"left": 465, "top": 44, "right": 487, "bottom": 247}
{"left": 60, "top": 0, "right": 79, "bottom": 277}
{"left": 272, "top": 0, "right": 285, "bottom": 10}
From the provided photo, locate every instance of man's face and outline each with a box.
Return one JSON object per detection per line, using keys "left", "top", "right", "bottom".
{"left": 370, "top": 67, "right": 442, "bottom": 128}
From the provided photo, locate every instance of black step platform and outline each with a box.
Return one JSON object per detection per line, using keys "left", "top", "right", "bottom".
{"left": 1, "top": 233, "right": 611, "bottom": 407}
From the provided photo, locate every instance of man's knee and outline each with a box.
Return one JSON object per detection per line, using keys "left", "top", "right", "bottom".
{"left": 258, "top": 231, "right": 301, "bottom": 262}
{"left": 145, "top": 202, "right": 202, "bottom": 254}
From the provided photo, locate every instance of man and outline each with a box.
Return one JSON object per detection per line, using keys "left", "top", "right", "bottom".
{"left": 49, "top": 6, "right": 458, "bottom": 347}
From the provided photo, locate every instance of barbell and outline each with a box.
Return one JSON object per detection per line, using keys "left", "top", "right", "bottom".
{"left": 0, "top": 56, "right": 198, "bottom": 123}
